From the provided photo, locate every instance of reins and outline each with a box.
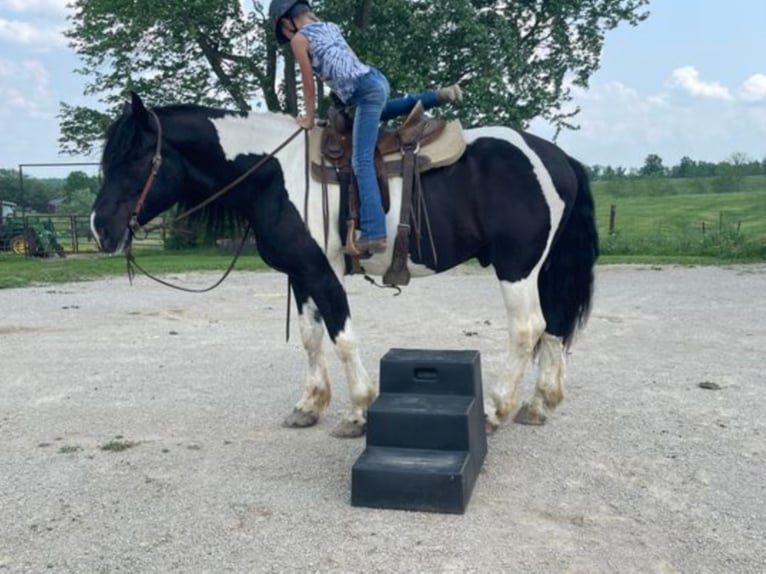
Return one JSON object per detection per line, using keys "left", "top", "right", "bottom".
{"left": 130, "top": 111, "right": 305, "bottom": 236}
{"left": 125, "top": 225, "right": 252, "bottom": 293}
{"left": 126, "top": 108, "right": 305, "bottom": 293}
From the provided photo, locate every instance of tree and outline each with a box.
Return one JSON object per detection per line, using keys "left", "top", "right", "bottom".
{"left": 640, "top": 153, "right": 665, "bottom": 177}
{"left": 63, "top": 171, "right": 100, "bottom": 202}
{"left": 0, "top": 169, "right": 56, "bottom": 211}
{"left": 672, "top": 156, "right": 696, "bottom": 178}
{"left": 61, "top": 0, "right": 275, "bottom": 155}
{"left": 58, "top": 188, "right": 99, "bottom": 215}
{"left": 60, "top": 0, "right": 650, "bottom": 155}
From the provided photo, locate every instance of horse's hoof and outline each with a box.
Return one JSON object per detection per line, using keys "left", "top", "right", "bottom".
{"left": 330, "top": 418, "right": 366, "bottom": 438}
{"left": 484, "top": 416, "right": 500, "bottom": 435}
{"left": 513, "top": 404, "right": 547, "bottom": 426}
{"left": 283, "top": 408, "right": 319, "bottom": 428}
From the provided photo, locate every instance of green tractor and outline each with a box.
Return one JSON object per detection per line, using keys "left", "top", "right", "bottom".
{"left": 0, "top": 201, "right": 66, "bottom": 257}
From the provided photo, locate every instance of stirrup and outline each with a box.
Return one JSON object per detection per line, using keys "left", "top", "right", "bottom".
{"left": 343, "top": 237, "right": 386, "bottom": 259}
{"left": 343, "top": 240, "right": 375, "bottom": 260}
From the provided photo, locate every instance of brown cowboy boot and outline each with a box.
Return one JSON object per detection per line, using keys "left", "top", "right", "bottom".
{"left": 437, "top": 84, "right": 463, "bottom": 104}
{"left": 344, "top": 238, "right": 387, "bottom": 258}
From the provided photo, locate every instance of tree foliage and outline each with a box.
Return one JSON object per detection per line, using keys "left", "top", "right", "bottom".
{"left": 590, "top": 152, "right": 766, "bottom": 182}
{"left": 60, "top": 0, "right": 650, "bottom": 155}
{"left": 0, "top": 169, "right": 56, "bottom": 211}
{"left": 640, "top": 153, "right": 665, "bottom": 176}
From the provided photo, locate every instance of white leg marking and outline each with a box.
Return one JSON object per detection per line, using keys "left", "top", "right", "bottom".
{"left": 526, "top": 332, "right": 566, "bottom": 419}
{"left": 485, "top": 276, "right": 546, "bottom": 427}
{"left": 294, "top": 298, "right": 332, "bottom": 416}
{"left": 89, "top": 212, "right": 101, "bottom": 250}
{"left": 333, "top": 320, "right": 376, "bottom": 425}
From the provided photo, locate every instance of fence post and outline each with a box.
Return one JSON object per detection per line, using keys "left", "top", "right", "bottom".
{"left": 609, "top": 204, "right": 616, "bottom": 236}
{"left": 71, "top": 215, "right": 79, "bottom": 253}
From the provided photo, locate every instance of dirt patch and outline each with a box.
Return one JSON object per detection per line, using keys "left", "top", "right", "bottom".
{"left": 0, "top": 265, "right": 763, "bottom": 572}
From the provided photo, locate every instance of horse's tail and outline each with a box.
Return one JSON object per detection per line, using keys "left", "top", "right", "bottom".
{"left": 538, "top": 156, "right": 599, "bottom": 348}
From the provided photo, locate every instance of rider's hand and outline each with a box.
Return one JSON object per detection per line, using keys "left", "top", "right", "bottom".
{"left": 297, "top": 115, "right": 315, "bottom": 130}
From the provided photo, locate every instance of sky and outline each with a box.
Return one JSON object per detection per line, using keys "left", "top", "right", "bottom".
{"left": 0, "top": 0, "right": 765, "bottom": 177}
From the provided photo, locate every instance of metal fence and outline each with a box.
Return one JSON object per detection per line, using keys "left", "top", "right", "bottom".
{"left": 2, "top": 161, "right": 167, "bottom": 257}
{"left": 0, "top": 214, "right": 165, "bottom": 257}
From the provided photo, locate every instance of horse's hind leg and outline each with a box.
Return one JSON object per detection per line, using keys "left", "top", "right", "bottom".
{"left": 283, "top": 296, "right": 332, "bottom": 429}
{"left": 485, "top": 276, "right": 546, "bottom": 432}
{"left": 514, "top": 332, "right": 565, "bottom": 426}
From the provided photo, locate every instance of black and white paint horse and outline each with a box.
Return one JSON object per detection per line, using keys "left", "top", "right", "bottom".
{"left": 91, "top": 92, "right": 598, "bottom": 438}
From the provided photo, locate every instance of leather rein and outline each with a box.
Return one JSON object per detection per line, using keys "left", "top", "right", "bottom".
{"left": 125, "top": 109, "right": 305, "bottom": 293}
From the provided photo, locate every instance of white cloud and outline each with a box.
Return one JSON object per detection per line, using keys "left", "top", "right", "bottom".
{"left": 0, "top": 57, "right": 52, "bottom": 118}
{"left": 670, "top": 66, "right": 732, "bottom": 100}
{"left": 740, "top": 73, "right": 766, "bottom": 102}
{"left": 0, "top": 18, "right": 66, "bottom": 48}
{"left": 0, "top": 0, "right": 69, "bottom": 14}
{"left": 531, "top": 75, "right": 766, "bottom": 168}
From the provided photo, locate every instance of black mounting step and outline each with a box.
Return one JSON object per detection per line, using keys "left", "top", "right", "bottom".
{"left": 351, "top": 348, "right": 487, "bottom": 514}
{"left": 379, "top": 348, "right": 483, "bottom": 397}
{"left": 366, "top": 393, "right": 485, "bottom": 454}
{"left": 351, "top": 446, "right": 478, "bottom": 514}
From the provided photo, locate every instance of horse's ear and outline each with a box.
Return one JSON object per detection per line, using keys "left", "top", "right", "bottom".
{"left": 129, "top": 91, "right": 150, "bottom": 127}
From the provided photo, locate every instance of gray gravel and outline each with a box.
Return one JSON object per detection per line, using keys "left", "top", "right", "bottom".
{"left": 1, "top": 264, "right": 764, "bottom": 573}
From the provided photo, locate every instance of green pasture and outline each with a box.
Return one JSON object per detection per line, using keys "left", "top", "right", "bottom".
{"left": 2, "top": 179, "right": 765, "bottom": 289}
{"left": 0, "top": 250, "right": 267, "bottom": 290}
{"left": 592, "top": 181, "right": 766, "bottom": 260}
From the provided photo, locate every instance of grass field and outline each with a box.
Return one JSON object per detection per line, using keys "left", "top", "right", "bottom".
{"left": 0, "top": 250, "right": 268, "bottom": 290}
{"left": 2, "top": 176, "right": 764, "bottom": 289}
{"left": 592, "top": 178, "right": 766, "bottom": 259}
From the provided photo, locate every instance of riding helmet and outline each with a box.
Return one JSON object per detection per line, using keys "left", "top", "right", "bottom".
{"left": 269, "top": 0, "right": 312, "bottom": 45}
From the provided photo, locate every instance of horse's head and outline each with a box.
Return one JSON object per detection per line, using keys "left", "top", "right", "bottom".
{"left": 91, "top": 92, "right": 184, "bottom": 253}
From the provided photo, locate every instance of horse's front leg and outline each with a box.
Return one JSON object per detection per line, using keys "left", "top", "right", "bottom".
{"left": 283, "top": 296, "right": 332, "bottom": 428}
{"left": 330, "top": 319, "right": 377, "bottom": 438}
{"left": 286, "top": 272, "right": 376, "bottom": 437}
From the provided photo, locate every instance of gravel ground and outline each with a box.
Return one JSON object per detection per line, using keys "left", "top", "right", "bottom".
{"left": 0, "top": 264, "right": 764, "bottom": 573}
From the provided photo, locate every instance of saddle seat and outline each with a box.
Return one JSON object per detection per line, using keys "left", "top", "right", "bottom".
{"left": 309, "top": 101, "right": 465, "bottom": 187}
{"left": 308, "top": 101, "right": 466, "bottom": 284}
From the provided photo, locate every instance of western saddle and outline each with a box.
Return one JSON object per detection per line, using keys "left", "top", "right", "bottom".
{"left": 310, "top": 100, "right": 463, "bottom": 286}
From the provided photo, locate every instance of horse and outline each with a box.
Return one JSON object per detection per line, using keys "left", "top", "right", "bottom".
{"left": 90, "top": 92, "right": 598, "bottom": 438}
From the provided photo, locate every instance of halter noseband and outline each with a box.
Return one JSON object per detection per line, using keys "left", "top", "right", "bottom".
{"left": 129, "top": 109, "right": 163, "bottom": 233}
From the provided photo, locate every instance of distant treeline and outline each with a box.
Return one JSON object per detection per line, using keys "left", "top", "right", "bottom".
{"left": 0, "top": 168, "right": 100, "bottom": 214}
{"left": 2, "top": 151, "right": 766, "bottom": 214}
{"left": 589, "top": 153, "right": 766, "bottom": 181}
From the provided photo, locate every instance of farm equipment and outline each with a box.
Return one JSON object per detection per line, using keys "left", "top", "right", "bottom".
{"left": 0, "top": 201, "right": 66, "bottom": 257}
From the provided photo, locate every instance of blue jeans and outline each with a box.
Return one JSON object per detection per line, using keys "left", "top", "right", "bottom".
{"left": 382, "top": 90, "right": 440, "bottom": 122}
{"left": 347, "top": 68, "right": 441, "bottom": 241}
{"left": 348, "top": 68, "right": 389, "bottom": 240}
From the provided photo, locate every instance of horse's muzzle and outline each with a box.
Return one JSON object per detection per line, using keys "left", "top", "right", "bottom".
{"left": 90, "top": 211, "right": 131, "bottom": 254}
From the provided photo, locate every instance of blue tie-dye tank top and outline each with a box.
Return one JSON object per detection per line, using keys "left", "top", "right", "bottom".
{"left": 298, "top": 21, "right": 370, "bottom": 103}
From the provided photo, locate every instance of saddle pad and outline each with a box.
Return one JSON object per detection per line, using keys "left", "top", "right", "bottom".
{"left": 308, "top": 119, "right": 466, "bottom": 179}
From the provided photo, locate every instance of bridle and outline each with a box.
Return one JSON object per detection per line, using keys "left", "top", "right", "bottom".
{"left": 128, "top": 108, "right": 304, "bottom": 236}
{"left": 124, "top": 107, "right": 305, "bottom": 295}
{"left": 129, "top": 109, "right": 163, "bottom": 234}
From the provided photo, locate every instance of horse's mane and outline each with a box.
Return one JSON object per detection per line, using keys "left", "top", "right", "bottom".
{"left": 103, "top": 102, "right": 292, "bottom": 245}
{"left": 161, "top": 105, "right": 266, "bottom": 245}
{"left": 101, "top": 111, "right": 141, "bottom": 173}
{"left": 102, "top": 103, "right": 241, "bottom": 169}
